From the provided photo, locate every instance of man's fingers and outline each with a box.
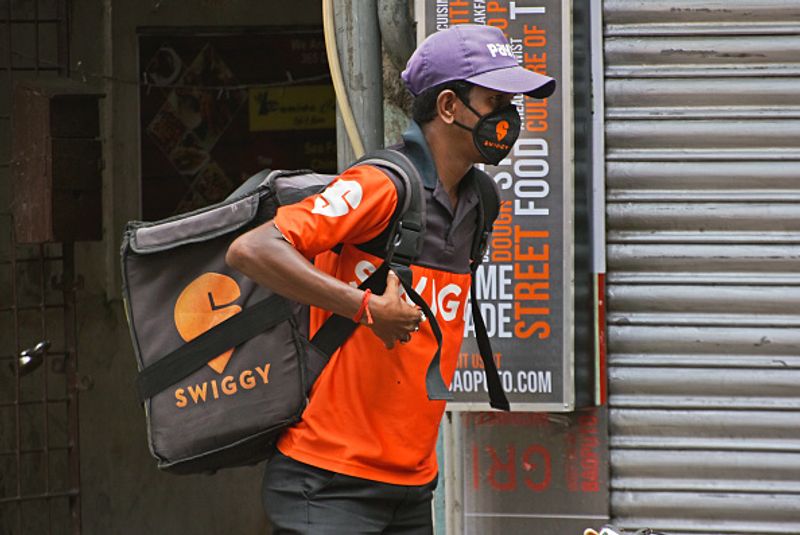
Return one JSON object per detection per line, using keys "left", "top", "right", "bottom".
{"left": 385, "top": 270, "right": 400, "bottom": 295}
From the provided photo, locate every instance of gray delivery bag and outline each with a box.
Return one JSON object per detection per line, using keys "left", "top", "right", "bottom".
{"left": 121, "top": 168, "right": 338, "bottom": 474}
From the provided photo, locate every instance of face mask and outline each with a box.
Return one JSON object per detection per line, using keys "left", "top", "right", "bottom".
{"left": 453, "top": 95, "right": 521, "bottom": 165}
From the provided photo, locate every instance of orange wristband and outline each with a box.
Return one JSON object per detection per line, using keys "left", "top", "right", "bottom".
{"left": 353, "top": 289, "right": 374, "bottom": 325}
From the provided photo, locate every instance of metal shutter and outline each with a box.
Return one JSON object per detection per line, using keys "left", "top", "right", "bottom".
{"left": 604, "top": 1, "right": 800, "bottom": 534}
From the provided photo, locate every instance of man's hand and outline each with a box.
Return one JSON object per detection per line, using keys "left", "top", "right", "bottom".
{"left": 367, "top": 271, "right": 424, "bottom": 349}
{"left": 227, "top": 223, "right": 423, "bottom": 350}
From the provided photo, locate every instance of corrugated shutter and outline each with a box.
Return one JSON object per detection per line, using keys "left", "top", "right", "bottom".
{"left": 604, "top": 1, "right": 800, "bottom": 534}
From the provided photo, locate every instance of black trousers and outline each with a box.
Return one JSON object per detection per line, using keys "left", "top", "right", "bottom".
{"left": 262, "top": 452, "right": 437, "bottom": 535}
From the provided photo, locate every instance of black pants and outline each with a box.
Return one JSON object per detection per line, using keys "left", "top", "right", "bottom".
{"left": 262, "top": 452, "right": 437, "bottom": 535}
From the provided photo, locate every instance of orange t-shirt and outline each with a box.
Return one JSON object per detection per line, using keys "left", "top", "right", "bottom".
{"left": 273, "top": 164, "right": 471, "bottom": 485}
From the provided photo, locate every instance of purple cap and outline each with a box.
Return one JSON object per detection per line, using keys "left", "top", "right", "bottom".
{"left": 402, "top": 24, "right": 556, "bottom": 99}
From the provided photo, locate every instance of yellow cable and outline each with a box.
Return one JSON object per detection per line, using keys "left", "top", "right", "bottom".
{"left": 322, "top": 0, "right": 366, "bottom": 158}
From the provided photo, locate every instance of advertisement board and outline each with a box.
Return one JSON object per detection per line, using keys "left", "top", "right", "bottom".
{"left": 460, "top": 409, "right": 609, "bottom": 534}
{"left": 421, "top": 1, "right": 574, "bottom": 410}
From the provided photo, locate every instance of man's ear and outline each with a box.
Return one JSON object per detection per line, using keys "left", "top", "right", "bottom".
{"left": 435, "top": 90, "right": 459, "bottom": 124}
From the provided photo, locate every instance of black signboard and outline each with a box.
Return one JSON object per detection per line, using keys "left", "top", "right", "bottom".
{"left": 421, "top": 1, "right": 575, "bottom": 410}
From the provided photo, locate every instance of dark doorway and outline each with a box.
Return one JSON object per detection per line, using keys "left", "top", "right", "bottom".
{"left": 138, "top": 27, "right": 337, "bottom": 220}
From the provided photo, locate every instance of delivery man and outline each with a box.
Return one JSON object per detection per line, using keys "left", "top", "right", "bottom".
{"left": 226, "top": 23, "right": 555, "bottom": 535}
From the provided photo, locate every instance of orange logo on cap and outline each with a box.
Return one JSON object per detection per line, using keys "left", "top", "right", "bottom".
{"left": 496, "top": 120, "right": 509, "bottom": 141}
{"left": 174, "top": 273, "right": 242, "bottom": 374}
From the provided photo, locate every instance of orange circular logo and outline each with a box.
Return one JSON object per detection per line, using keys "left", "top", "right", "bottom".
{"left": 174, "top": 273, "right": 242, "bottom": 374}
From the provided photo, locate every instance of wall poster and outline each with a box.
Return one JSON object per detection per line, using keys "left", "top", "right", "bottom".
{"left": 421, "top": 1, "right": 574, "bottom": 410}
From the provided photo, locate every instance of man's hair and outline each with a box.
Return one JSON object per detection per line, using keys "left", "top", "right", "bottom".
{"left": 411, "top": 80, "right": 475, "bottom": 124}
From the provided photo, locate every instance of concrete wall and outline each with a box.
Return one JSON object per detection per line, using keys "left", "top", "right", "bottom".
{"left": 69, "top": 1, "right": 323, "bottom": 533}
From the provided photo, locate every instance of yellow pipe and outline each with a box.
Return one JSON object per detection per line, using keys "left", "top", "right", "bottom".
{"left": 322, "top": 0, "right": 366, "bottom": 159}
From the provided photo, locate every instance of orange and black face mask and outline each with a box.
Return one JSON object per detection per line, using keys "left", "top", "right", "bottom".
{"left": 453, "top": 96, "right": 521, "bottom": 165}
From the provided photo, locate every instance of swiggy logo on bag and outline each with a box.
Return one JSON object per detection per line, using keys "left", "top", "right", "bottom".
{"left": 172, "top": 273, "right": 271, "bottom": 409}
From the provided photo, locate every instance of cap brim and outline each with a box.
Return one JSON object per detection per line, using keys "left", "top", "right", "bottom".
{"left": 466, "top": 65, "right": 556, "bottom": 99}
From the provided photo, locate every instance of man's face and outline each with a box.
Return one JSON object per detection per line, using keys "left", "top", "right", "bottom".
{"left": 454, "top": 86, "right": 516, "bottom": 164}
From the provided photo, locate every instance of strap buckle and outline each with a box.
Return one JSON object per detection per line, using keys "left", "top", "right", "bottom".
{"left": 389, "top": 221, "right": 423, "bottom": 264}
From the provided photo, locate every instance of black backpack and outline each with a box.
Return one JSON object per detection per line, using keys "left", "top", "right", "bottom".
{"left": 121, "top": 149, "right": 508, "bottom": 474}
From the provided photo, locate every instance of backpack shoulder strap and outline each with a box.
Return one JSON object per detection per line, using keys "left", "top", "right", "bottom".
{"left": 353, "top": 148, "right": 426, "bottom": 264}
{"left": 470, "top": 168, "right": 501, "bottom": 265}
{"left": 468, "top": 168, "right": 510, "bottom": 411}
